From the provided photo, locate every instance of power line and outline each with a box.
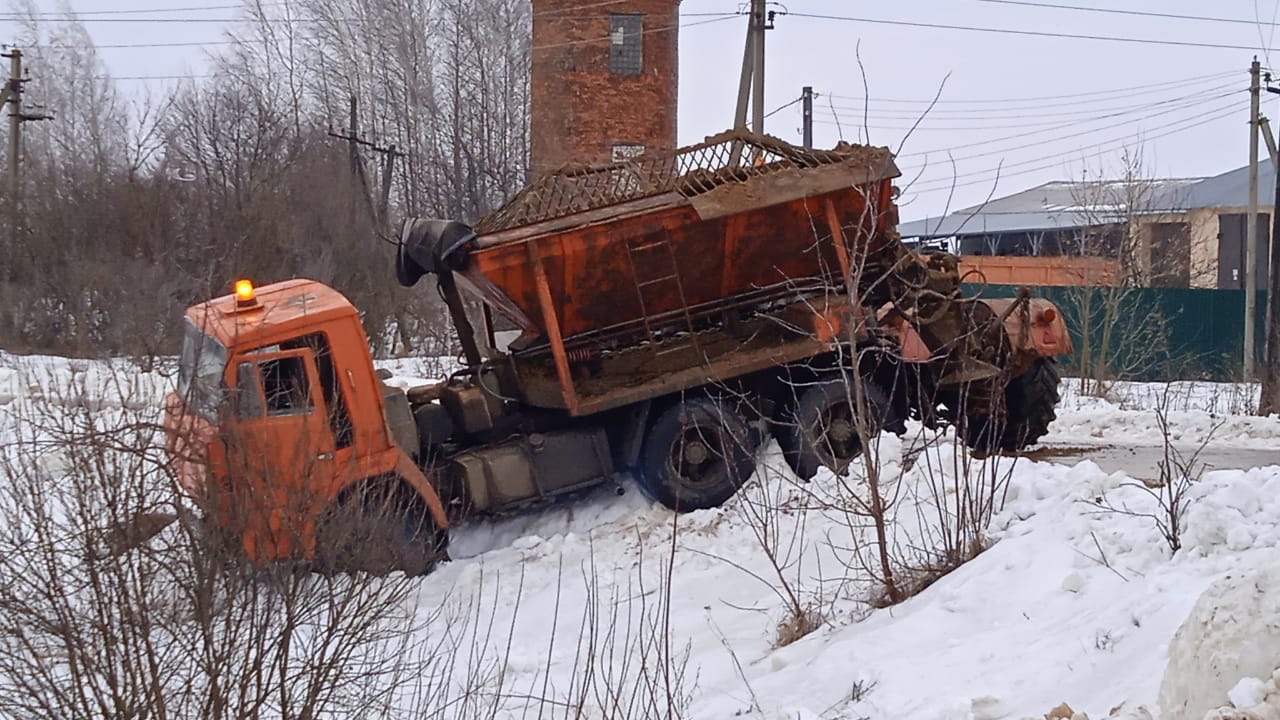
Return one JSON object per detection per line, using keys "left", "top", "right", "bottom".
{"left": 969, "top": 0, "right": 1280, "bottom": 27}
{"left": 817, "top": 88, "right": 1240, "bottom": 156}
{"left": 1258, "top": 0, "right": 1280, "bottom": 67}
{"left": 35, "top": 39, "right": 235, "bottom": 49}
{"left": 1, "top": 0, "right": 725, "bottom": 23}
{"left": 107, "top": 74, "right": 213, "bottom": 81}
{"left": 818, "top": 91, "right": 1239, "bottom": 174}
{"left": 532, "top": 14, "right": 737, "bottom": 52}
{"left": 818, "top": 107, "right": 1218, "bottom": 132}
{"left": 30, "top": 13, "right": 737, "bottom": 51}
{"left": 4, "top": 17, "right": 242, "bottom": 23}
{"left": 2, "top": 2, "right": 267, "bottom": 16}
{"left": 788, "top": 12, "right": 1269, "bottom": 51}
{"left": 905, "top": 104, "right": 1240, "bottom": 194}
{"left": 824, "top": 72, "right": 1240, "bottom": 109}
{"left": 763, "top": 96, "right": 802, "bottom": 119}
{"left": 897, "top": 90, "right": 1242, "bottom": 161}
{"left": 823, "top": 82, "right": 1238, "bottom": 120}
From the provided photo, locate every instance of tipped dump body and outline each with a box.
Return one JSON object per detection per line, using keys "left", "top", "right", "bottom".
{"left": 451, "top": 130, "right": 902, "bottom": 348}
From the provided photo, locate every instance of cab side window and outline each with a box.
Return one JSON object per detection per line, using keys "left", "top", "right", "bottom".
{"left": 281, "top": 333, "right": 353, "bottom": 448}
{"left": 261, "top": 356, "right": 313, "bottom": 416}
{"left": 235, "top": 357, "right": 313, "bottom": 418}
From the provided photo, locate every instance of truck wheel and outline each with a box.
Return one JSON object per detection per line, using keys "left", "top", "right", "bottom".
{"left": 316, "top": 480, "right": 447, "bottom": 577}
{"left": 638, "top": 397, "right": 756, "bottom": 511}
{"left": 965, "top": 357, "right": 1061, "bottom": 453}
{"left": 776, "top": 374, "right": 892, "bottom": 481}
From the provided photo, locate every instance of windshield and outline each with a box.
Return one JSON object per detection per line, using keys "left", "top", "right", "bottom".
{"left": 177, "top": 319, "right": 229, "bottom": 421}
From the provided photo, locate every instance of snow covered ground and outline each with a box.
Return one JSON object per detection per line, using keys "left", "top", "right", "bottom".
{"left": 2, "top": 352, "right": 1279, "bottom": 719}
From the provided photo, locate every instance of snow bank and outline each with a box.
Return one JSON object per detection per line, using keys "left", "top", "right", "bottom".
{"left": 1052, "top": 379, "right": 1280, "bottom": 450}
{"left": 4, "top": 355, "right": 1280, "bottom": 719}
{"left": 1158, "top": 563, "right": 1280, "bottom": 720}
{"left": 1207, "top": 670, "right": 1280, "bottom": 720}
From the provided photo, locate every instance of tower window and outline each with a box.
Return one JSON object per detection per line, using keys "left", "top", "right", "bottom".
{"left": 610, "top": 14, "right": 643, "bottom": 74}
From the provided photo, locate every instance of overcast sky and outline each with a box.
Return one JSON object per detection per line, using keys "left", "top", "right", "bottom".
{"left": 1, "top": 0, "right": 1276, "bottom": 220}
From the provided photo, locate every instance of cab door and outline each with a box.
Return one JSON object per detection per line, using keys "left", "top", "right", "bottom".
{"left": 222, "top": 348, "right": 335, "bottom": 559}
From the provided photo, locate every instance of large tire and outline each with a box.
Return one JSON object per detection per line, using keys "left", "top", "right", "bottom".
{"left": 638, "top": 397, "right": 757, "bottom": 511}
{"left": 315, "top": 480, "right": 447, "bottom": 577}
{"left": 965, "top": 357, "right": 1061, "bottom": 453}
{"left": 776, "top": 374, "right": 894, "bottom": 481}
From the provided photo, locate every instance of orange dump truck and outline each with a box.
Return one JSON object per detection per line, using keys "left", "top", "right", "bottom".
{"left": 164, "top": 130, "right": 1071, "bottom": 575}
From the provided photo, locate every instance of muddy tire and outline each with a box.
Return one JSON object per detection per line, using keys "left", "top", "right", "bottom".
{"left": 316, "top": 480, "right": 446, "bottom": 577}
{"left": 965, "top": 357, "right": 1061, "bottom": 453}
{"left": 776, "top": 374, "right": 893, "bottom": 481}
{"left": 638, "top": 397, "right": 756, "bottom": 511}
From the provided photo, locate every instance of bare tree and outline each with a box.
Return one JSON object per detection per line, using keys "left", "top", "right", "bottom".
{"left": 1062, "top": 148, "right": 1189, "bottom": 396}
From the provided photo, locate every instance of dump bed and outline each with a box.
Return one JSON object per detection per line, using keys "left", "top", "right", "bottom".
{"left": 397, "top": 130, "right": 909, "bottom": 416}
{"left": 455, "top": 130, "right": 901, "bottom": 347}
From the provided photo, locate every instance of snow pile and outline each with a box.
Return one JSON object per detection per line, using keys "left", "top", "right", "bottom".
{"left": 1158, "top": 563, "right": 1280, "bottom": 720}
{"left": 414, "top": 442, "right": 1280, "bottom": 719}
{"left": 3, "top": 355, "right": 1280, "bottom": 719}
{"left": 1051, "top": 380, "right": 1280, "bottom": 449}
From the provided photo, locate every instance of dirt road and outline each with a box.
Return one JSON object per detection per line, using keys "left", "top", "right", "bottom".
{"left": 1031, "top": 442, "right": 1278, "bottom": 482}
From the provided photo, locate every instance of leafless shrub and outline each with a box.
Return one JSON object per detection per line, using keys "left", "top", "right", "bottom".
{"left": 1088, "top": 387, "right": 1221, "bottom": 555}
{"left": 904, "top": 423, "right": 1018, "bottom": 578}
{"left": 0, "top": 362, "right": 441, "bottom": 719}
{"left": 0, "top": 359, "right": 702, "bottom": 719}
{"left": 731, "top": 427, "right": 830, "bottom": 648}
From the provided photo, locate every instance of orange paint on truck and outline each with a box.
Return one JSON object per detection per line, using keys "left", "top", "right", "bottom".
{"left": 163, "top": 279, "right": 448, "bottom": 564}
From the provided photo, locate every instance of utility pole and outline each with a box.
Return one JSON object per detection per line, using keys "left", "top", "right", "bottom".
{"left": 751, "top": 0, "right": 765, "bottom": 134}
{"left": 1247, "top": 58, "right": 1262, "bottom": 380}
{"left": 801, "top": 85, "right": 814, "bottom": 149}
{"left": 4, "top": 49, "right": 22, "bottom": 247}
{"left": 0, "top": 48, "right": 50, "bottom": 256}
{"left": 328, "top": 95, "right": 405, "bottom": 232}
{"left": 1264, "top": 143, "right": 1280, "bottom": 414}
{"left": 733, "top": 0, "right": 771, "bottom": 134}
{"left": 1260, "top": 75, "right": 1280, "bottom": 414}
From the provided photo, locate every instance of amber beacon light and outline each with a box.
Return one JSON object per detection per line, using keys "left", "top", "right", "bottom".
{"left": 234, "top": 279, "right": 256, "bottom": 307}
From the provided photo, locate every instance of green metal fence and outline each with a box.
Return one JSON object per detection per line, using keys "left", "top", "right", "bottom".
{"left": 963, "top": 284, "right": 1266, "bottom": 383}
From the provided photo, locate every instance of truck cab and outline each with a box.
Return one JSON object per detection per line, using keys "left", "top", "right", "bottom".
{"left": 163, "top": 279, "right": 448, "bottom": 572}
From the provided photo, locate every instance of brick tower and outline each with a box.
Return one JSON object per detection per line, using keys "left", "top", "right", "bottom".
{"left": 529, "top": 0, "right": 680, "bottom": 176}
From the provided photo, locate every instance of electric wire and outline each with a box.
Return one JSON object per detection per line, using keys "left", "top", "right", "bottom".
{"left": 788, "top": 11, "right": 1269, "bottom": 52}
{"left": 824, "top": 70, "right": 1241, "bottom": 105}
{"left": 28, "top": 13, "right": 737, "bottom": 51}
{"left": 824, "top": 79, "right": 1240, "bottom": 116}
{"left": 969, "top": 0, "right": 1280, "bottom": 27}
{"left": 2, "top": 2, "right": 269, "bottom": 16}
{"left": 823, "top": 83, "right": 1238, "bottom": 122}
{"left": 813, "top": 89, "right": 1241, "bottom": 159}
{"left": 896, "top": 90, "right": 1243, "bottom": 161}
{"left": 763, "top": 96, "right": 802, "bottom": 119}
{"left": 0, "top": 1, "right": 736, "bottom": 23}
{"left": 904, "top": 103, "right": 1240, "bottom": 195}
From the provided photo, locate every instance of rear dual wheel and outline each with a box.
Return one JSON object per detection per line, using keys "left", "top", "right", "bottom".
{"left": 637, "top": 397, "right": 757, "bottom": 511}
{"left": 776, "top": 374, "right": 894, "bottom": 481}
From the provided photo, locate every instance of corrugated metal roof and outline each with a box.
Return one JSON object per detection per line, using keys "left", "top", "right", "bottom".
{"left": 898, "top": 210, "right": 1097, "bottom": 239}
{"left": 1179, "top": 158, "right": 1276, "bottom": 210}
{"left": 899, "top": 177, "right": 1206, "bottom": 239}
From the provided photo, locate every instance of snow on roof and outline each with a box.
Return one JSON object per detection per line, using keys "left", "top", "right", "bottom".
{"left": 899, "top": 177, "right": 1204, "bottom": 239}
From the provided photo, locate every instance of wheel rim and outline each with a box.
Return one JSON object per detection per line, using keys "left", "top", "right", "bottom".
{"left": 669, "top": 424, "right": 732, "bottom": 487}
{"left": 813, "top": 400, "right": 861, "bottom": 464}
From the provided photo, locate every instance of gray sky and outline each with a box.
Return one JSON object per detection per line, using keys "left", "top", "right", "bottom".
{"left": 1, "top": 0, "right": 1275, "bottom": 220}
